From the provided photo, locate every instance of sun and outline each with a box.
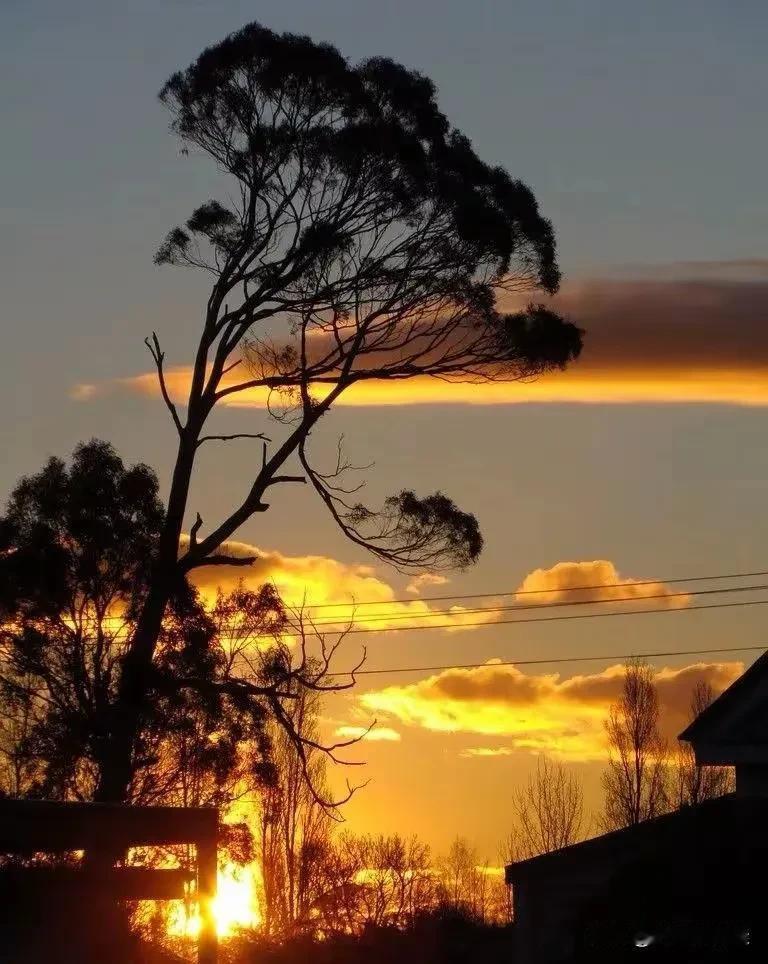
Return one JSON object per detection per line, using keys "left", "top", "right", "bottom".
{"left": 167, "top": 862, "right": 262, "bottom": 938}
{"left": 212, "top": 862, "right": 262, "bottom": 936}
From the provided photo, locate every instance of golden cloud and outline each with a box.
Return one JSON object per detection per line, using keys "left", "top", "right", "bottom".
{"left": 335, "top": 725, "right": 401, "bottom": 742}
{"left": 71, "top": 276, "right": 768, "bottom": 407}
{"left": 189, "top": 547, "right": 678, "bottom": 637}
{"left": 360, "top": 660, "right": 743, "bottom": 761}
{"left": 516, "top": 560, "right": 689, "bottom": 608}
{"left": 187, "top": 538, "right": 497, "bottom": 632}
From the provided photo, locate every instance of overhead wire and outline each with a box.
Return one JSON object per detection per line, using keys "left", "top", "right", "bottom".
{"left": 296, "top": 568, "right": 768, "bottom": 611}
{"left": 96, "top": 566, "right": 768, "bottom": 628}
{"left": 79, "top": 584, "right": 768, "bottom": 640}
{"left": 305, "top": 582, "right": 768, "bottom": 626}
{"left": 289, "top": 596, "right": 768, "bottom": 637}
{"left": 346, "top": 642, "right": 768, "bottom": 677}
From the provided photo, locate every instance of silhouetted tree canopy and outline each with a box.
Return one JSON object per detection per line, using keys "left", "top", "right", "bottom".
{"left": 153, "top": 21, "right": 582, "bottom": 577}
{"left": 0, "top": 441, "right": 162, "bottom": 624}
{"left": 0, "top": 442, "right": 352, "bottom": 805}
{"left": 84, "top": 21, "right": 582, "bottom": 805}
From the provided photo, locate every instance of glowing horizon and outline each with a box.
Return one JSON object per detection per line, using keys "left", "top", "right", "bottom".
{"left": 72, "top": 363, "right": 768, "bottom": 408}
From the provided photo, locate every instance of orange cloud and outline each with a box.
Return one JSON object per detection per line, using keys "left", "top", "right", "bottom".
{"left": 71, "top": 275, "right": 768, "bottom": 407}
{"left": 360, "top": 660, "right": 742, "bottom": 760}
{"left": 516, "top": 560, "right": 689, "bottom": 608}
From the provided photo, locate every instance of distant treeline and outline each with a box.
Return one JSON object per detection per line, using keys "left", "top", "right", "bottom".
{"left": 228, "top": 908, "right": 513, "bottom": 964}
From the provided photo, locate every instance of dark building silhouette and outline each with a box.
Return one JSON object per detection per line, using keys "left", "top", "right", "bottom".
{"left": 506, "top": 654, "right": 768, "bottom": 962}
{"left": 0, "top": 799, "right": 218, "bottom": 963}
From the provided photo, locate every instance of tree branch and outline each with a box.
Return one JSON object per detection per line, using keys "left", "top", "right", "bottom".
{"left": 266, "top": 475, "right": 307, "bottom": 487}
{"left": 189, "top": 512, "right": 203, "bottom": 550}
{"left": 144, "top": 332, "right": 183, "bottom": 436}
{"left": 181, "top": 552, "right": 257, "bottom": 572}
{"left": 197, "top": 432, "right": 271, "bottom": 448}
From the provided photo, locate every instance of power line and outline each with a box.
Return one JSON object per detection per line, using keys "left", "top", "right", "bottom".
{"left": 85, "top": 585, "right": 768, "bottom": 639}
{"left": 294, "top": 596, "right": 768, "bottom": 637}
{"left": 346, "top": 642, "right": 768, "bottom": 678}
{"left": 220, "top": 640, "right": 768, "bottom": 806}
{"left": 96, "top": 566, "right": 768, "bottom": 627}
{"left": 307, "top": 582, "right": 768, "bottom": 626}
{"left": 298, "top": 568, "right": 768, "bottom": 611}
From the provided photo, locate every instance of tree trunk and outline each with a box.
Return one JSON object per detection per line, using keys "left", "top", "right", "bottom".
{"left": 95, "top": 431, "right": 199, "bottom": 804}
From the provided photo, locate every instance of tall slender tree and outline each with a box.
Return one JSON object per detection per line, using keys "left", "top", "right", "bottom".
{"left": 86, "top": 22, "right": 581, "bottom": 805}
{"left": 674, "top": 681, "right": 734, "bottom": 807}
{"left": 257, "top": 686, "right": 335, "bottom": 936}
{"left": 436, "top": 837, "right": 503, "bottom": 923}
{"left": 601, "top": 659, "right": 669, "bottom": 830}
{"left": 511, "top": 756, "right": 584, "bottom": 857}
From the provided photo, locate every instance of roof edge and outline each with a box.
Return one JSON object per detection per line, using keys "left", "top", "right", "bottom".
{"left": 679, "top": 650, "right": 768, "bottom": 743}
{"left": 505, "top": 794, "right": 741, "bottom": 880}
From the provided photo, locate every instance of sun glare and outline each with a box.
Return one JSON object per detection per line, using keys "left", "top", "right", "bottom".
{"left": 167, "top": 862, "right": 262, "bottom": 939}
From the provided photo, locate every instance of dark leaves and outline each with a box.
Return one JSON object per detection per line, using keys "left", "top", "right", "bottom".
{"left": 151, "top": 21, "right": 586, "bottom": 588}
{"left": 186, "top": 199, "right": 237, "bottom": 236}
{"left": 384, "top": 491, "right": 483, "bottom": 570}
{"left": 0, "top": 442, "right": 293, "bottom": 804}
{"left": 297, "top": 221, "right": 353, "bottom": 263}
{"left": 154, "top": 226, "right": 191, "bottom": 266}
{"left": 495, "top": 305, "right": 583, "bottom": 371}
{"left": 157, "top": 19, "right": 561, "bottom": 290}
{"left": 220, "top": 821, "right": 256, "bottom": 866}
{"left": 2, "top": 440, "right": 164, "bottom": 618}
{"left": 344, "top": 491, "right": 482, "bottom": 571}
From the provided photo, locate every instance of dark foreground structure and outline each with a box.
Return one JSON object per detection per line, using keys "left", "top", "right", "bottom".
{"left": 508, "top": 795, "right": 764, "bottom": 961}
{"left": 507, "top": 652, "right": 768, "bottom": 962}
{"left": 0, "top": 798, "right": 218, "bottom": 964}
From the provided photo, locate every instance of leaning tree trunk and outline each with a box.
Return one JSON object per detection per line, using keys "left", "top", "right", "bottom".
{"left": 95, "top": 425, "right": 201, "bottom": 804}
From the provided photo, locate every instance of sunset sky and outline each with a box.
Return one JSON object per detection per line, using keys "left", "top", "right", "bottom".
{"left": 3, "top": 0, "right": 768, "bottom": 858}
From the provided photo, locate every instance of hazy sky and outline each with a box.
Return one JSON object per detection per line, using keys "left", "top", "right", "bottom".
{"left": 2, "top": 0, "right": 768, "bottom": 855}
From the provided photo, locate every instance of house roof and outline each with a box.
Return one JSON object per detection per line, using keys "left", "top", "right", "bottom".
{"left": 679, "top": 649, "right": 768, "bottom": 744}
{"left": 505, "top": 794, "right": 768, "bottom": 884}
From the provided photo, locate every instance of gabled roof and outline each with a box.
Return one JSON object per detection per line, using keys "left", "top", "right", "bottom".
{"left": 679, "top": 650, "right": 768, "bottom": 744}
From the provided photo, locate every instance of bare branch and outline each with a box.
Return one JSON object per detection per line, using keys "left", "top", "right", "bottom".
{"left": 197, "top": 432, "right": 271, "bottom": 447}
{"left": 144, "top": 332, "right": 183, "bottom": 436}
{"left": 266, "top": 475, "right": 307, "bottom": 487}
{"left": 189, "top": 512, "right": 203, "bottom": 550}
{"left": 181, "top": 552, "right": 257, "bottom": 571}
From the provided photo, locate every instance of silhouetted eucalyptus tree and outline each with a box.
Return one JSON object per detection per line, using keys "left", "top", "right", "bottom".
{"left": 98, "top": 22, "right": 581, "bottom": 804}
{"left": 0, "top": 441, "right": 353, "bottom": 807}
